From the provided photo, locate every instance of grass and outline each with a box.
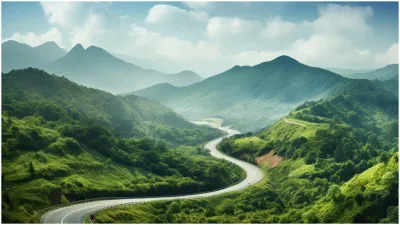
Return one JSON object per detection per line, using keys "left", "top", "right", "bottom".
{"left": 233, "top": 137, "right": 268, "bottom": 153}
{"left": 258, "top": 117, "right": 329, "bottom": 142}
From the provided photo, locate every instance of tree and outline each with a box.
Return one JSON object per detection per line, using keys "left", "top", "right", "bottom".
{"left": 327, "top": 184, "right": 342, "bottom": 201}
{"left": 29, "top": 162, "right": 35, "bottom": 178}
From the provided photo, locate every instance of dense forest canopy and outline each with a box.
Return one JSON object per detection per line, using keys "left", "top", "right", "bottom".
{"left": 95, "top": 78, "right": 398, "bottom": 223}
{"left": 1, "top": 68, "right": 244, "bottom": 223}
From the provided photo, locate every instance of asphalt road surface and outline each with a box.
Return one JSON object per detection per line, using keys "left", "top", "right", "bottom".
{"left": 41, "top": 121, "right": 265, "bottom": 223}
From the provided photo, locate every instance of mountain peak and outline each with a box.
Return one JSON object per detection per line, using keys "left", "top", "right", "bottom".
{"left": 270, "top": 55, "right": 299, "bottom": 64}
{"left": 3, "top": 40, "right": 20, "bottom": 45}
{"left": 70, "top": 43, "right": 85, "bottom": 52}
{"left": 37, "top": 41, "right": 59, "bottom": 48}
{"left": 86, "top": 45, "right": 113, "bottom": 57}
{"left": 2, "top": 40, "right": 30, "bottom": 48}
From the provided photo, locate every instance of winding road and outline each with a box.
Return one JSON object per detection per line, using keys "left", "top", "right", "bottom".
{"left": 41, "top": 120, "right": 265, "bottom": 223}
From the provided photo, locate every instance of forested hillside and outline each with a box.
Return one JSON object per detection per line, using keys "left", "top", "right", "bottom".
{"left": 1, "top": 68, "right": 245, "bottom": 223}
{"left": 2, "top": 68, "right": 221, "bottom": 146}
{"left": 135, "top": 55, "right": 346, "bottom": 131}
{"left": 95, "top": 79, "right": 398, "bottom": 223}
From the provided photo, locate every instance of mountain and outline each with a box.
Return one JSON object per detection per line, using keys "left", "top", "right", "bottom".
{"left": 376, "top": 75, "right": 398, "bottom": 97}
{"left": 326, "top": 67, "right": 372, "bottom": 76}
{"left": 2, "top": 40, "right": 66, "bottom": 72}
{"left": 44, "top": 44, "right": 203, "bottom": 94}
{"left": 167, "top": 70, "right": 203, "bottom": 87}
{"left": 44, "top": 44, "right": 164, "bottom": 94}
{"left": 135, "top": 55, "right": 347, "bottom": 131}
{"left": 2, "top": 68, "right": 244, "bottom": 223}
{"left": 94, "top": 78, "right": 399, "bottom": 224}
{"left": 2, "top": 68, "right": 222, "bottom": 146}
{"left": 345, "top": 64, "right": 398, "bottom": 80}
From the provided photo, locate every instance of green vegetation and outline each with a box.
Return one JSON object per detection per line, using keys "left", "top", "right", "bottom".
{"left": 95, "top": 79, "right": 398, "bottom": 223}
{"left": 135, "top": 55, "right": 346, "bottom": 131}
{"left": 1, "top": 68, "right": 245, "bottom": 223}
{"left": 2, "top": 68, "right": 222, "bottom": 146}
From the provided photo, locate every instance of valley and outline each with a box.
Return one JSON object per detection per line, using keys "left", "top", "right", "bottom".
{"left": 40, "top": 119, "right": 264, "bottom": 223}
{"left": 94, "top": 78, "right": 398, "bottom": 223}
{"left": 2, "top": 3, "right": 398, "bottom": 222}
{"left": 2, "top": 59, "right": 398, "bottom": 224}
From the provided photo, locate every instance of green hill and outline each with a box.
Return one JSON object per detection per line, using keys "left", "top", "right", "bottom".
{"left": 1, "top": 68, "right": 244, "bottom": 223}
{"left": 2, "top": 68, "right": 221, "bottom": 146}
{"left": 96, "top": 78, "right": 398, "bottom": 223}
{"left": 135, "top": 55, "right": 347, "bottom": 131}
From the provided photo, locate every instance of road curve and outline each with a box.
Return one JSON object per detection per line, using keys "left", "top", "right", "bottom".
{"left": 41, "top": 121, "right": 265, "bottom": 224}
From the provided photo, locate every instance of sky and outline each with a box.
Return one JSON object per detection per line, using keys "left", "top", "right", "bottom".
{"left": 2, "top": 1, "right": 399, "bottom": 76}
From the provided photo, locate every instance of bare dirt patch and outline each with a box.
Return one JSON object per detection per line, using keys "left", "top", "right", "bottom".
{"left": 256, "top": 150, "right": 283, "bottom": 168}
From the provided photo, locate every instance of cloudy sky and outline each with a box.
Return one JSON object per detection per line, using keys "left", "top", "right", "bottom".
{"left": 2, "top": 1, "right": 398, "bottom": 76}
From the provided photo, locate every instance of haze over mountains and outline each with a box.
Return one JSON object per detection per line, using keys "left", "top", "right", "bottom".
{"left": 2, "top": 68, "right": 219, "bottom": 145}
{"left": 2, "top": 40, "right": 66, "bottom": 72}
{"left": 2, "top": 41, "right": 203, "bottom": 93}
{"left": 135, "top": 56, "right": 349, "bottom": 131}
{"left": 343, "top": 64, "right": 398, "bottom": 80}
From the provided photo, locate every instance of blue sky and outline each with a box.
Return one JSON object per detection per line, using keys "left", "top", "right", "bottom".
{"left": 2, "top": 1, "right": 398, "bottom": 76}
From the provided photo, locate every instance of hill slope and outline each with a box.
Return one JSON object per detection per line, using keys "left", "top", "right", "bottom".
{"left": 2, "top": 40, "right": 66, "bottom": 73}
{"left": 2, "top": 68, "right": 221, "bottom": 146}
{"left": 2, "top": 68, "right": 246, "bottom": 223}
{"left": 135, "top": 55, "right": 347, "bottom": 131}
{"left": 96, "top": 77, "right": 398, "bottom": 224}
{"left": 44, "top": 44, "right": 168, "bottom": 94}
{"left": 44, "top": 44, "right": 203, "bottom": 93}
{"left": 345, "top": 64, "right": 398, "bottom": 80}
{"left": 166, "top": 70, "right": 203, "bottom": 87}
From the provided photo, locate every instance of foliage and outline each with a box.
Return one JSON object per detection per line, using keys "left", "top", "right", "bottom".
{"left": 1, "top": 68, "right": 244, "bottom": 223}
{"left": 94, "top": 79, "right": 398, "bottom": 223}
{"left": 2, "top": 68, "right": 222, "bottom": 146}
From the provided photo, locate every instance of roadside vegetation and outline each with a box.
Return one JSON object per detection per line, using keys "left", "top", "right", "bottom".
{"left": 1, "top": 69, "right": 245, "bottom": 223}
{"left": 95, "top": 79, "right": 398, "bottom": 223}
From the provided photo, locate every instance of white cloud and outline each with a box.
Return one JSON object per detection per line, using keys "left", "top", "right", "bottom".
{"left": 375, "top": 43, "right": 398, "bottom": 66}
{"left": 313, "top": 4, "right": 373, "bottom": 38}
{"left": 231, "top": 50, "right": 287, "bottom": 66}
{"left": 7, "top": 28, "right": 64, "bottom": 48}
{"left": 127, "top": 24, "right": 226, "bottom": 74}
{"left": 146, "top": 4, "right": 207, "bottom": 24}
{"left": 145, "top": 4, "right": 208, "bottom": 39}
{"left": 184, "top": 2, "right": 211, "bottom": 10}
{"left": 69, "top": 12, "right": 106, "bottom": 48}
{"left": 207, "top": 17, "right": 260, "bottom": 39}
{"left": 41, "top": 2, "right": 86, "bottom": 28}
{"left": 10, "top": 2, "right": 393, "bottom": 75}
{"left": 262, "top": 17, "right": 296, "bottom": 39}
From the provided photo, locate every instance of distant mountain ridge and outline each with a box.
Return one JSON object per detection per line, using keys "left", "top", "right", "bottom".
{"left": 328, "top": 64, "right": 398, "bottom": 81}
{"left": 2, "top": 40, "right": 66, "bottom": 72}
{"left": 166, "top": 70, "right": 203, "bottom": 87}
{"left": 347, "top": 64, "right": 398, "bottom": 80}
{"left": 135, "top": 55, "right": 348, "bottom": 131}
{"left": 44, "top": 43, "right": 172, "bottom": 94}
{"left": 3, "top": 40, "right": 203, "bottom": 93}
